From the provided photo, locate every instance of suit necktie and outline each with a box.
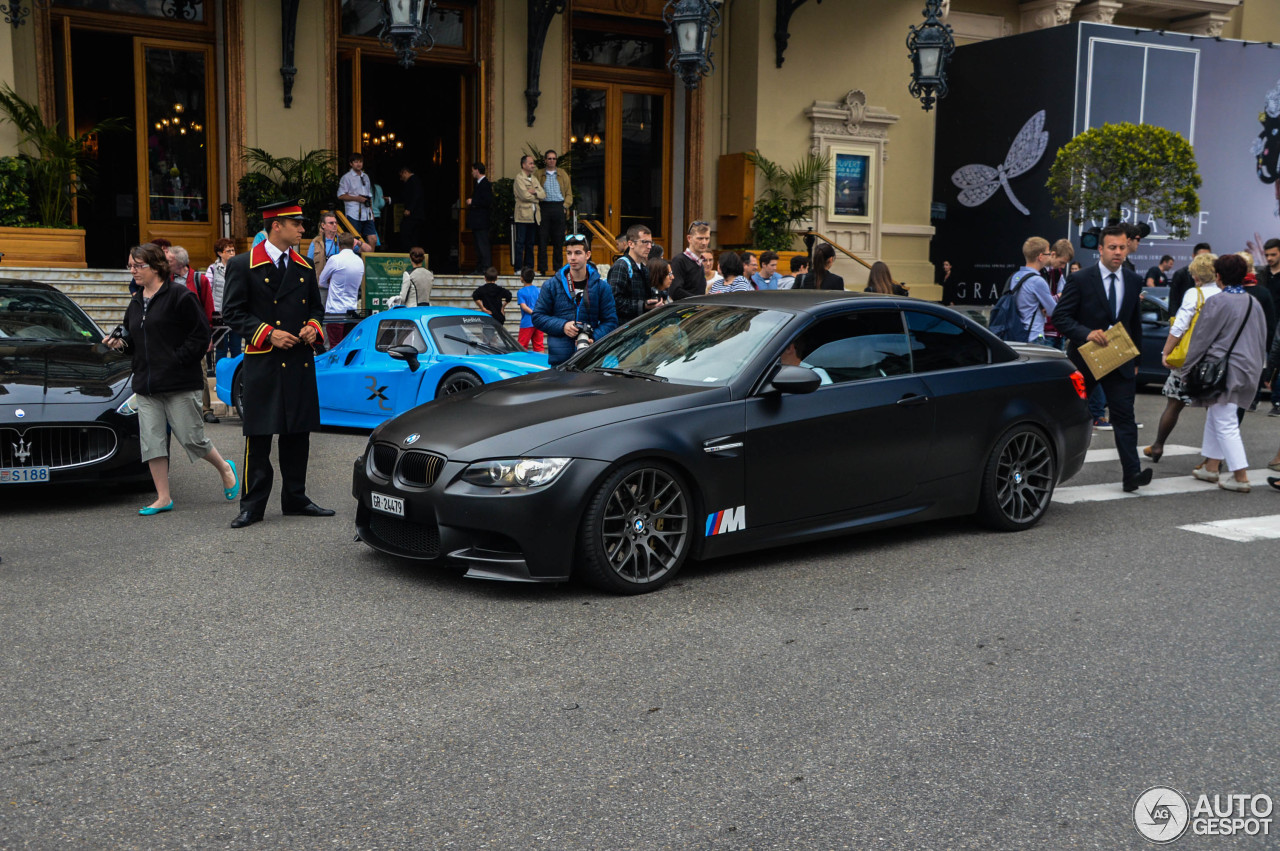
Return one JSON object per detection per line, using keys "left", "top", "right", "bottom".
{"left": 1107, "top": 272, "right": 1118, "bottom": 321}
{"left": 278, "top": 255, "right": 288, "bottom": 273}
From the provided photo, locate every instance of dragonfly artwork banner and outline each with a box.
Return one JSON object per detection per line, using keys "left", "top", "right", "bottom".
{"left": 951, "top": 110, "right": 1049, "bottom": 216}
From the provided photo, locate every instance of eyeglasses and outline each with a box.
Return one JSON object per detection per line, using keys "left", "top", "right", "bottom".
{"left": 636, "top": 239, "right": 653, "bottom": 246}
{"left": 564, "top": 234, "right": 588, "bottom": 246}
{"left": 126, "top": 262, "right": 147, "bottom": 272}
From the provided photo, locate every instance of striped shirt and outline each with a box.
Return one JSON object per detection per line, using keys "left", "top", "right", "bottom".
{"left": 709, "top": 275, "right": 753, "bottom": 294}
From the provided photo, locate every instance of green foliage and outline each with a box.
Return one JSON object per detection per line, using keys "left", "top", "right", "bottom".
{"left": 0, "top": 83, "right": 127, "bottom": 228}
{"left": 1046, "top": 122, "right": 1201, "bottom": 239}
{"left": 236, "top": 147, "right": 340, "bottom": 235}
{"left": 0, "top": 156, "right": 31, "bottom": 227}
{"left": 490, "top": 177, "right": 515, "bottom": 242}
{"left": 744, "top": 149, "right": 831, "bottom": 251}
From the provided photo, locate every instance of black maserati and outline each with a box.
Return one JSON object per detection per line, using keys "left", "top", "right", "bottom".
{"left": 352, "top": 291, "right": 1093, "bottom": 593}
{"left": 0, "top": 280, "right": 145, "bottom": 486}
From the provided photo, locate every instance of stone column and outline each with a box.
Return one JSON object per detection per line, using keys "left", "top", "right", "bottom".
{"left": 1073, "top": 0, "right": 1123, "bottom": 24}
{"left": 1169, "top": 12, "right": 1232, "bottom": 37}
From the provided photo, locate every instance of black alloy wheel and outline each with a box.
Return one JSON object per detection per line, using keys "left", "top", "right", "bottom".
{"left": 577, "top": 461, "right": 693, "bottom": 593}
{"left": 230, "top": 367, "right": 245, "bottom": 420}
{"left": 976, "top": 425, "right": 1056, "bottom": 531}
{"left": 436, "top": 369, "right": 482, "bottom": 398}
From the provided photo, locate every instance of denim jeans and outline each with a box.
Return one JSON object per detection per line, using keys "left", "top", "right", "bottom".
{"left": 1088, "top": 384, "right": 1107, "bottom": 420}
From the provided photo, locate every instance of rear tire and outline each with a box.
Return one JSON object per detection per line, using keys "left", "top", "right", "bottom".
{"left": 576, "top": 460, "right": 693, "bottom": 594}
{"left": 436, "top": 369, "right": 482, "bottom": 398}
{"left": 975, "top": 424, "right": 1056, "bottom": 531}
{"left": 230, "top": 367, "right": 244, "bottom": 420}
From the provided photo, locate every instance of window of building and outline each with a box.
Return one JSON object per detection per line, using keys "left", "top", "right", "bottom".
{"left": 53, "top": 0, "right": 205, "bottom": 23}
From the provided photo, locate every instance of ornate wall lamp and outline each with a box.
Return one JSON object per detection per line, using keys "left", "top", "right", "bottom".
{"left": 662, "top": 0, "right": 723, "bottom": 90}
{"left": 379, "top": 0, "right": 436, "bottom": 69}
{"left": 1, "top": 0, "right": 46, "bottom": 28}
{"left": 906, "top": 0, "right": 955, "bottom": 112}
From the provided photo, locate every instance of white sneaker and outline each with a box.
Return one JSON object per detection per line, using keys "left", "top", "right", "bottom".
{"left": 1219, "top": 478, "right": 1251, "bottom": 493}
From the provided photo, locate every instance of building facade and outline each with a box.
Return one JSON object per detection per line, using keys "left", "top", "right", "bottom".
{"left": 0, "top": 0, "right": 1276, "bottom": 294}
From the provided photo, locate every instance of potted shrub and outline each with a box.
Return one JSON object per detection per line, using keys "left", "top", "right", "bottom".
{"left": 0, "top": 84, "right": 126, "bottom": 268}
{"left": 744, "top": 150, "right": 831, "bottom": 253}
{"left": 236, "top": 147, "right": 340, "bottom": 239}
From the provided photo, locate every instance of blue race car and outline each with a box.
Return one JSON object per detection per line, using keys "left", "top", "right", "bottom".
{"left": 215, "top": 307, "right": 549, "bottom": 429}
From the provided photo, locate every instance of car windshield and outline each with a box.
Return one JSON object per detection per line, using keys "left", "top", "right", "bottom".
{"left": 428, "top": 314, "right": 522, "bottom": 355}
{"left": 0, "top": 287, "right": 100, "bottom": 341}
{"left": 575, "top": 303, "right": 792, "bottom": 386}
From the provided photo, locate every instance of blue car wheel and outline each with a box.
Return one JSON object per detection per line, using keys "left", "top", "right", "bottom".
{"left": 436, "top": 369, "right": 482, "bottom": 398}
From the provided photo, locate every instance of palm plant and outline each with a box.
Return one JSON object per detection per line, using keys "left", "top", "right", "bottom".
{"left": 0, "top": 83, "right": 127, "bottom": 228}
{"left": 744, "top": 150, "right": 832, "bottom": 251}
{"left": 237, "top": 147, "right": 340, "bottom": 234}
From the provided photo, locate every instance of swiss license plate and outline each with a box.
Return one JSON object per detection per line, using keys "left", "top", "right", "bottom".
{"left": 1, "top": 466, "right": 50, "bottom": 484}
{"left": 370, "top": 491, "right": 404, "bottom": 517}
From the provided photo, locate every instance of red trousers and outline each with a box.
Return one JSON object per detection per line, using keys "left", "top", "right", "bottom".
{"left": 518, "top": 326, "right": 545, "bottom": 352}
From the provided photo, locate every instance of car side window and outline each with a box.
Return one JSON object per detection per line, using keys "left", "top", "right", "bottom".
{"left": 374, "top": 319, "right": 427, "bottom": 353}
{"left": 792, "top": 310, "right": 913, "bottom": 385}
{"left": 904, "top": 310, "right": 990, "bottom": 373}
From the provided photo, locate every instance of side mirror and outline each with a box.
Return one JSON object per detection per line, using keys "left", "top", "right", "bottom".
{"left": 768, "top": 364, "right": 821, "bottom": 394}
{"left": 387, "top": 345, "right": 420, "bottom": 372}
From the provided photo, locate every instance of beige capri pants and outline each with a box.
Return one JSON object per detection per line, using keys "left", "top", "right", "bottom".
{"left": 136, "top": 390, "right": 214, "bottom": 464}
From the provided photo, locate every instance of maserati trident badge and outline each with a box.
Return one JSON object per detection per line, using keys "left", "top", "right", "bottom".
{"left": 13, "top": 437, "right": 31, "bottom": 464}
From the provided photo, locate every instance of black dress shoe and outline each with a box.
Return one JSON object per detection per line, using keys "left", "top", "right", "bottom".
{"left": 1268, "top": 476, "right": 1280, "bottom": 491}
{"left": 203, "top": 412, "right": 220, "bottom": 424}
{"left": 230, "top": 511, "right": 263, "bottom": 529}
{"left": 1123, "top": 468, "right": 1154, "bottom": 492}
{"left": 283, "top": 502, "right": 336, "bottom": 517}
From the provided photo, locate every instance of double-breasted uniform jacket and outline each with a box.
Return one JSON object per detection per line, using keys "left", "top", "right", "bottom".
{"left": 513, "top": 171, "right": 546, "bottom": 225}
{"left": 222, "top": 241, "right": 325, "bottom": 436}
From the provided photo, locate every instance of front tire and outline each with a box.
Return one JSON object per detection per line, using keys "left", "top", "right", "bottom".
{"left": 436, "top": 369, "right": 482, "bottom": 398}
{"left": 975, "top": 424, "right": 1056, "bottom": 531}
{"left": 576, "top": 461, "right": 693, "bottom": 594}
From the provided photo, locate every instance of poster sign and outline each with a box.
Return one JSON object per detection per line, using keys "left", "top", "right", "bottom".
{"left": 361, "top": 252, "right": 414, "bottom": 313}
{"left": 830, "top": 149, "right": 872, "bottom": 222}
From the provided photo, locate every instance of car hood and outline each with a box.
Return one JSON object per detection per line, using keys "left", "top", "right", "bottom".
{"left": 374, "top": 369, "right": 729, "bottom": 460}
{"left": 0, "top": 342, "right": 132, "bottom": 406}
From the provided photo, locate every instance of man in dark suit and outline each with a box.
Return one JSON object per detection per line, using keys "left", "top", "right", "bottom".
{"left": 397, "top": 165, "right": 426, "bottom": 252}
{"left": 466, "top": 162, "right": 493, "bottom": 274}
{"left": 1053, "top": 225, "right": 1151, "bottom": 492}
{"left": 221, "top": 199, "right": 334, "bottom": 528}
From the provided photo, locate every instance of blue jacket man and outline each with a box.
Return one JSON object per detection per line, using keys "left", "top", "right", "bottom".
{"left": 532, "top": 235, "right": 618, "bottom": 366}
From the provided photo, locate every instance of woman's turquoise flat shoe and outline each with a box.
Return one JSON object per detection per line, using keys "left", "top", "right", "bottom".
{"left": 224, "top": 459, "right": 239, "bottom": 501}
{"left": 139, "top": 501, "right": 174, "bottom": 516}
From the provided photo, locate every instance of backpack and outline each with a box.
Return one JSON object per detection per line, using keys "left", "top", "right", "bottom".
{"left": 987, "top": 272, "right": 1038, "bottom": 343}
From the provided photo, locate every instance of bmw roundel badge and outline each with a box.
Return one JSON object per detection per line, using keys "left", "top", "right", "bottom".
{"left": 403, "top": 433, "right": 420, "bottom": 445}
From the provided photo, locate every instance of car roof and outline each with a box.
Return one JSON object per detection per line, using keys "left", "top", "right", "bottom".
{"left": 684, "top": 290, "right": 922, "bottom": 315}
{"left": 0, "top": 279, "right": 66, "bottom": 294}
{"left": 365, "top": 306, "right": 495, "bottom": 321}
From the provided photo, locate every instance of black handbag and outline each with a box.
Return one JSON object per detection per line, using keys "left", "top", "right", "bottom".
{"left": 1184, "top": 297, "right": 1253, "bottom": 399}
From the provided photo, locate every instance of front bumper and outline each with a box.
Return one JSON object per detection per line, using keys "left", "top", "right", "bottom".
{"left": 351, "top": 448, "right": 611, "bottom": 583}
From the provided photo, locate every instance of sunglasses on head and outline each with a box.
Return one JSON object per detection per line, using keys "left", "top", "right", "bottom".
{"left": 688, "top": 220, "right": 710, "bottom": 233}
{"left": 564, "top": 234, "right": 588, "bottom": 246}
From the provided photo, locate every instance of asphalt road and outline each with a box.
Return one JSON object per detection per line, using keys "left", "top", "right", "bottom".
{"left": 3, "top": 390, "right": 1278, "bottom": 850}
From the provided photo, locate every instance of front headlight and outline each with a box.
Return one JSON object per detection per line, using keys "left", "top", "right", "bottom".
{"left": 116, "top": 393, "right": 139, "bottom": 416}
{"left": 460, "top": 457, "right": 571, "bottom": 488}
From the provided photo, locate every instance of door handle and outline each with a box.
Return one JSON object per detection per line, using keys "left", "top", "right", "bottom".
{"left": 896, "top": 393, "right": 929, "bottom": 407}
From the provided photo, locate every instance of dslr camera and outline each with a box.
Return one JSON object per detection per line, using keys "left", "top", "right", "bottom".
{"left": 574, "top": 322, "right": 594, "bottom": 351}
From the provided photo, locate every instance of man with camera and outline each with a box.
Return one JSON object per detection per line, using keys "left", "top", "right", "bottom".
{"left": 337, "top": 152, "right": 379, "bottom": 251}
{"left": 531, "top": 233, "right": 618, "bottom": 367}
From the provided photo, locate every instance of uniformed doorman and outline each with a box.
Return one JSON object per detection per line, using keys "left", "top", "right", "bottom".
{"left": 222, "top": 199, "right": 335, "bottom": 528}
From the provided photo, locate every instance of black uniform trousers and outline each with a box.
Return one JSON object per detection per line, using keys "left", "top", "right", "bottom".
{"left": 1069, "top": 347, "right": 1140, "bottom": 480}
{"left": 241, "top": 432, "right": 310, "bottom": 517}
{"left": 537, "top": 201, "right": 566, "bottom": 273}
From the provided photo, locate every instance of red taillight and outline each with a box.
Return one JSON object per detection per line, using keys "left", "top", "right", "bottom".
{"left": 1069, "top": 370, "right": 1087, "bottom": 399}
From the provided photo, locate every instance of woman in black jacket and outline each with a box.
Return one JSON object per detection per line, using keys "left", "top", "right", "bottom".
{"left": 802, "top": 243, "right": 845, "bottom": 291}
{"left": 104, "top": 243, "right": 238, "bottom": 515}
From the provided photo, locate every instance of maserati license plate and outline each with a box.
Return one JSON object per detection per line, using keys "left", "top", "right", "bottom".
{"left": 1, "top": 466, "right": 50, "bottom": 484}
{"left": 370, "top": 491, "right": 404, "bottom": 517}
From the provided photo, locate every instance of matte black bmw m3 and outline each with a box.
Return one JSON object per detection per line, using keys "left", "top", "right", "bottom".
{"left": 352, "top": 291, "right": 1092, "bottom": 593}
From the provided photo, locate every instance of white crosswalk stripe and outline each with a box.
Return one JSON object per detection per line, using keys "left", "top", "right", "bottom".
{"left": 1178, "top": 515, "right": 1280, "bottom": 542}
{"left": 1083, "top": 444, "right": 1200, "bottom": 465}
